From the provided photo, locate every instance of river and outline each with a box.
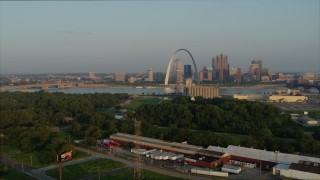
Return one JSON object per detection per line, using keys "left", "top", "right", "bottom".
{"left": 4, "top": 86, "right": 318, "bottom": 95}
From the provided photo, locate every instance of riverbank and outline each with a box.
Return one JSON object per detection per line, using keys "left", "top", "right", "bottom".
{"left": 219, "top": 84, "right": 286, "bottom": 89}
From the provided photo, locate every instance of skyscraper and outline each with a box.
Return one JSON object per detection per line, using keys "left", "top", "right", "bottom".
{"left": 147, "top": 68, "right": 153, "bottom": 82}
{"left": 251, "top": 59, "right": 262, "bottom": 81}
{"left": 176, "top": 69, "right": 183, "bottom": 84}
{"left": 230, "top": 67, "right": 242, "bottom": 82}
{"left": 212, "top": 54, "right": 229, "bottom": 82}
{"left": 199, "top": 66, "right": 213, "bottom": 82}
{"left": 184, "top": 65, "right": 192, "bottom": 79}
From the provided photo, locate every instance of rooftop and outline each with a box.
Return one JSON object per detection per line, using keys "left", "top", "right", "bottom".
{"left": 290, "top": 161, "right": 320, "bottom": 174}
{"left": 208, "top": 145, "right": 320, "bottom": 164}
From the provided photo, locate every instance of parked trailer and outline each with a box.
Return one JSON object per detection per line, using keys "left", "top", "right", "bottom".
{"left": 148, "top": 150, "right": 162, "bottom": 158}
{"left": 131, "top": 149, "right": 147, "bottom": 155}
{"left": 161, "top": 153, "right": 170, "bottom": 160}
{"left": 222, "top": 165, "right": 241, "bottom": 174}
{"left": 191, "top": 167, "right": 228, "bottom": 177}
{"left": 144, "top": 149, "right": 157, "bottom": 155}
{"left": 151, "top": 151, "right": 163, "bottom": 159}
{"left": 169, "top": 154, "right": 184, "bottom": 160}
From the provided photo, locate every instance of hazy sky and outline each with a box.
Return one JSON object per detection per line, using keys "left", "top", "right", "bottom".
{"left": 0, "top": 0, "right": 319, "bottom": 74}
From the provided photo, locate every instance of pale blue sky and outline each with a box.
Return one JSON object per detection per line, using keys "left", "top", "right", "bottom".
{"left": 0, "top": 0, "right": 319, "bottom": 74}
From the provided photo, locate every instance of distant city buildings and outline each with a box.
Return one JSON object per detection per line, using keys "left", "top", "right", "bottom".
{"left": 212, "top": 54, "right": 229, "bottom": 82}
{"left": 115, "top": 72, "right": 126, "bottom": 82}
{"left": 147, "top": 68, "right": 153, "bottom": 82}
{"left": 184, "top": 65, "right": 192, "bottom": 79}
{"left": 230, "top": 68, "right": 242, "bottom": 82}
{"left": 199, "top": 66, "right": 213, "bottom": 82}
{"left": 88, "top": 72, "right": 102, "bottom": 81}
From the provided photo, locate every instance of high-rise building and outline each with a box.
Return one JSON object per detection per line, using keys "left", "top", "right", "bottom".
{"left": 172, "top": 59, "right": 182, "bottom": 83}
{"left": 176, "top": 69, "right": 183, "bottom": 84}
{"left": 230, "top": 68, "right": 242, "bottom": 82}
{"left": 249, "top": 64, "right": 260, "bottom": 80}
{"left": 147, "top": 68, "right": 153, "bottom": 82}
{"left": 212, "top": 54, "right": 229, "bottom": 82}
{"left": 184, "top": 65, "right": 192, "bottom": 79}
{"left": 115, "top": 72, "right": 126, "bottom": 82}
{"left": 251, "top": 59, "right": 262, "bottom": 81}
{"left": 199, "top": 66, "right": 213, "bottom": 82}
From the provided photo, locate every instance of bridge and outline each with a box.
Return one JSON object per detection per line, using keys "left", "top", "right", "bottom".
{"left": 287, "top": 82, "right": 320, "bottom": 94}
{"left": 2, "top": 83, "right": 79, "bottom": 91}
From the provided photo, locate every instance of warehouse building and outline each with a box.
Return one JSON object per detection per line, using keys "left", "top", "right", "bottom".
{"left": 273, "top": 160, "right": 320, "bottom": 180}
{"left": 110, "top": 132, "right": 230, "bottom": 168}
{"left": 208, "top": 145, "right": 320, "bottom": 169}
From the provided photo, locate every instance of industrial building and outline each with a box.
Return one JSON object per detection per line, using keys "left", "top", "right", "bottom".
{"left": 273, "top": 160, "right": 320, "bottom": 180}
{"left": 110, "top": 132, "right": 230, "bottom": 168}
{"left": 268, "top": 95, "right": 307, "bottom": 102}
{"left": 208, "top": 145, "right": 320, "bottom": 169}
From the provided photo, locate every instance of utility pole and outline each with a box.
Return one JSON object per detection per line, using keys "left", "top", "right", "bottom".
{"left": 30, "top": 154, "right": 33, "bottom": 167}
{"left": 134, "top": 120, "right": 143, "bottom": 180}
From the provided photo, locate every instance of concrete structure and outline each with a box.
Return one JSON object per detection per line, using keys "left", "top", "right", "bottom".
{"left": 165, "top": 49, "right": 199, "bottom": 85}
{"left": 268, "top": 95, "right": 307, "bottom": 103}
{"left": 147, "top": 68, "right": 153, "bottom": 82}
{"left": 212, "top": 54, "right": 229, "bottom": 82}
{"left": 273, "top": 161, "right": 320, "bottom": 180}
{"left": 185, "top": 86, "right": 219, "bottom": 99}
{"left": 115, "top": 72, "right": 126, "bottom": 82}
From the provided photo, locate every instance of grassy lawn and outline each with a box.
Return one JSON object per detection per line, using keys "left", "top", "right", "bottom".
{"left": 122, "top": 97, "right": 162, "bottom": 111}
{"left": 0, "top": 163, "right": 35, "bottom": 180}
{"left": 45, "top": 158, "right": 125, "bottom": 180}
{"left": 101, "top": 169, "right": 184, "bottom": 180}
{"left": 2, "top": 145, "right": 89, "bottom": 169}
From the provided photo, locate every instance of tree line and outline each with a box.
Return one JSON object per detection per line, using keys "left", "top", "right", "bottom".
{"left": 133, "top": 96, "right": 320, "bottom": 154}
{"left": 0, "top": 91, "right": 129, "bottom": 164}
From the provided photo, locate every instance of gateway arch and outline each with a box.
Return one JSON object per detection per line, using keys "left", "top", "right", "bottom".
{"left": 164, "top": 49, "right": 200, "bottom": 85}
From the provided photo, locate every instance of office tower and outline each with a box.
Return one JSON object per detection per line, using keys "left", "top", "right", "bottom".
{"left": 184, "top": 65, "right": 192, "bottom": 79}
{"left": 230, "top": 67, "right": 242, "bottom": 82}
{"left": 172, "top": 59, "right": 182, "bottom": 83}
{"left": 115, "top": 72, "right": 126, "bottom": 82}
{"left": 147, "top": 68, "right": 153, "bottom": 82}
{"left": 199, "top": 66, "right": 213, "bottom": 82}
{"left": 176, "top": 69, "right": 183, "bottom": 83}
{"left": 251, "top": 59, "right": 262, "bottom": 80}
{"left": 212, "top": 54, "right": 229, "bottom": 82}
{"left": 249, "top": 64, "right": 260, "bottom": 80}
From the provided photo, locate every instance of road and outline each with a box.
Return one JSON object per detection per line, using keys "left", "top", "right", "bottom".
{"left": 75, "top": 146, "right": 213, "bottom": 180}
{"left": 2, "top": 146, "right": 214, "bottom": 180}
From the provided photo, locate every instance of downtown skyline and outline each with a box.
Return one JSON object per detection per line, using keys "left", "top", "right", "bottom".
{"left": 0, "top": 0, "right": 319, "bottom": 74}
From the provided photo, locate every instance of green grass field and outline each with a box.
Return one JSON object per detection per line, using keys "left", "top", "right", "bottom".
{"left": 101, "top": 169, "right": 183, "bottom": 180}
{"left": 45, "top": 158, "right": 125, "bottom": 180}
{"left": 122, "top": 98, "right": 162, "bottom": 111}
{"left": 2, "top": 145, "right": 89, "bottom": 168}
{"left": 0, "top": 163, "right": 35, "bottom": 180}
